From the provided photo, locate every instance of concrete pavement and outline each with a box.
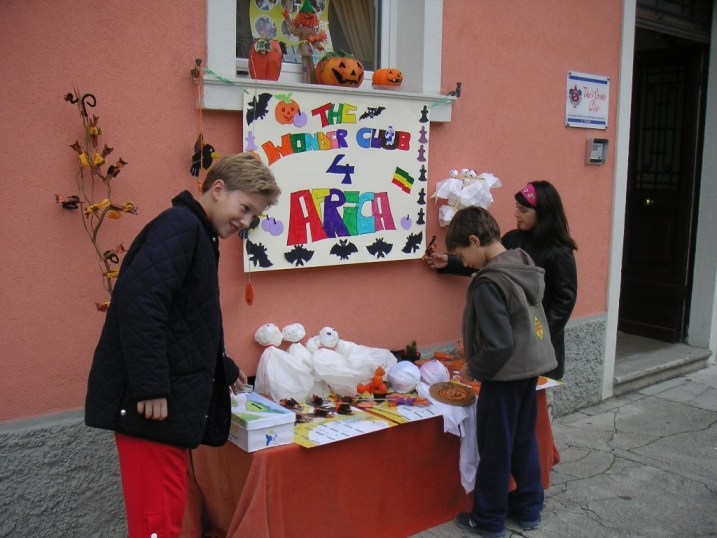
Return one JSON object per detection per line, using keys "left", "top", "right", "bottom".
{"left": 411, "top": 364, "right": 717, "bottom": 538}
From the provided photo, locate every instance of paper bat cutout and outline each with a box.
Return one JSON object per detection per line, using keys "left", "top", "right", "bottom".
{"left": 246, "top": 93, "right": 273, "bottom": 125}
{"left": 284, "top": 244, "right": 314, "bottom": 267}
{"left": 330, "top": 239, "right": 359, "bottom": 260}
{"left": 366, "top": 238, "right": 393, "bottom": 259}
{"left": 359, "top": 106, "right": 386, "bottom": 120}
{"left": 246, "top": 239, "right": 273, "bottom": 268}
{"left": 401, "top": 231, "right": 423, "bottom": 254}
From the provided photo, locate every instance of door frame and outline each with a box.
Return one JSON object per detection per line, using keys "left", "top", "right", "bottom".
{"left": 603, "top": 0, "right": 717, "bottom": 399}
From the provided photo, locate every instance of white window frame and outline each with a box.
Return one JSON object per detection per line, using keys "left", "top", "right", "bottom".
{"left": 204, "top": 0, "right": 454, "bottom": 122}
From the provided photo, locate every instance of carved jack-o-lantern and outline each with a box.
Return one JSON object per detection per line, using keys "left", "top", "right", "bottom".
{"left": 372, "top": 68, "right": 403, "bottom": 88}
{"left": 315, "top": 51, "right": 365, "bottom": 88}
{"left": 275, "top": 94, "right": 299, "bottom": 125}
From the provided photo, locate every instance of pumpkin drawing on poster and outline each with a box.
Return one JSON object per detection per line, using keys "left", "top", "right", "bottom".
{"left": 242, "top": 88, "right": 430, "bottom": 272}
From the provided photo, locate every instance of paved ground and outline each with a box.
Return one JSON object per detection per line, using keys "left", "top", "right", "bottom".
{"left": 411, "top": 364, "right": 717, "bottom": 538}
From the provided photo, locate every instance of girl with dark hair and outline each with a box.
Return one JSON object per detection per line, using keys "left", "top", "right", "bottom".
{"left": 426, "top": 180, "right": 577, "bottom": 380}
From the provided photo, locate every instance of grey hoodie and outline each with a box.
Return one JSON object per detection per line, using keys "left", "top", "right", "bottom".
{"left": 462, "top": 249, "right": 558, "bottom": 381}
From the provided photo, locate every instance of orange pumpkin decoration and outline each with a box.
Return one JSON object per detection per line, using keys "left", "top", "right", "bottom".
{"left": 372, "top": 68, "right": 403, "bottom": 88}
{"left": 274, "top": 93, "right": 300, "bottom": 125}
{"left": 315, "top": 51, "right": 364, "bottom": 87}
{"left": 249, "top": 38, "right": 283, "bottom": 81}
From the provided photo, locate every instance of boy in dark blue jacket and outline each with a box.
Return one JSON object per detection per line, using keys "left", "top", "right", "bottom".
{"left": 446, "top": 207, "right": 557, "bottom": 538}
{"left": 85, "top": 152, "right": 280, "bottom": 538}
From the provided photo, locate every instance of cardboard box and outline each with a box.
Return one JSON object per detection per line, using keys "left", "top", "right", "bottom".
{"left": 229, "top": 392, "right": 296, "bottom": 452}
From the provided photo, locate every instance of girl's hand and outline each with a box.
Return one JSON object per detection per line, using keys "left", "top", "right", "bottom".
{"left": 425, "top": 252, "right": 449, "bottom": 270}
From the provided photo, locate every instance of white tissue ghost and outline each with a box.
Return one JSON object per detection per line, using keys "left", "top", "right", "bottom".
{"left": 282, "top": 323, "right": 329, "bottom": 397}
{"left": 311, "top": 327, "right": 364, "bottom": 396}
{"left": 254, "top": 323, "right": 314, "bottom": 402}
{"left": 310, "top": 327, "right": 398, "bottom": 395}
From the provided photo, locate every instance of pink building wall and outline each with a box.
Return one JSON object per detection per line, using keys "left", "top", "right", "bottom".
{"left": 0, "top": 0, "right": 621, "bottom": 421}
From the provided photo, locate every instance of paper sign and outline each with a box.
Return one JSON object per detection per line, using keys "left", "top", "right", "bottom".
{"left": 242, "top": 87, "right": 431, "bottom": 271}
{"left": 565, "top": 71, "right": 609, "bottom": 129}
{"left": 367, "top": 401, "right": 442, "bottom": 424}
{"left": 293, "top": 408, "right": 395, "bottom": 448}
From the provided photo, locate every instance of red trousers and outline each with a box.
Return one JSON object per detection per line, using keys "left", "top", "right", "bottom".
{"left": 115, "top": 433, "right": 189, "bottom": 538}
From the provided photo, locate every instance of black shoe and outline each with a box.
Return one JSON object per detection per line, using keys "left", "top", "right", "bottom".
{"left": 516, "top": 515, "right": 541, "bottom": 531}
{"left": 454, "top": 512, "right": 505, "bottom": 538}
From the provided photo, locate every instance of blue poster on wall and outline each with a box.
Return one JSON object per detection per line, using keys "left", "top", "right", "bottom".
{"left": 242, "top": 88, "right": 431, "bottom": 271}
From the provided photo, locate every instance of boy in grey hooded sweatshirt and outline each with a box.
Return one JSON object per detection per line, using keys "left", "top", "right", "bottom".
{"left": 445, "top": 207, "right": 557, "bottom": 538}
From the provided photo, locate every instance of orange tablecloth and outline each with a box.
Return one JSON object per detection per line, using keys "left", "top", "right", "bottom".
{"left": 181, "top": 391, "right": 558, "bottom": 538}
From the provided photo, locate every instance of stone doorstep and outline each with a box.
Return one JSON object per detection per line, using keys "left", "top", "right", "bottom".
{"left": 613, "top": 345, "right": 712, "bottom": 396}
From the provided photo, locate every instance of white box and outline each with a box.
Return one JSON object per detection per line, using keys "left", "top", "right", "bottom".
{"left": 229, "top": 392, "right": 296, "bottom": 452}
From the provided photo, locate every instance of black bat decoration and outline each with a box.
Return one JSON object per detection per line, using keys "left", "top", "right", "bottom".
{"left": 366, "top": 238, "right": 393, "bottom": 259}
{"left": 330, "top": 239, "right": 359, "bottom": 260}
{"left": 246, "top": 239, "right": 273, "bottom": 268}
{"left": 285, "top": 244, "right": 314, "bottom": 267}
{"left": 359, "top": 106, "right": 386, "bottom": 120}
{"left": 401, "top": 231, "right": 423, "bottom": 254}
{"left": 246, "top": 93, "right": 273, "bottom": 125}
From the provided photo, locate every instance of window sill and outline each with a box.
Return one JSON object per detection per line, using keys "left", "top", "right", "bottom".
{"left": 202, "top": 75, "right": 455, "bottom": 123}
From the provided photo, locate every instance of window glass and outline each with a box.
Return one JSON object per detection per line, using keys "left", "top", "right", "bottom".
{"left": 236, "top": 0, "right": 376, "bottom": 71}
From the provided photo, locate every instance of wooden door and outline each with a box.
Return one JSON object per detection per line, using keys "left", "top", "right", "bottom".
{"left": 618, "top": 45, "right": 706, "bottom": 342}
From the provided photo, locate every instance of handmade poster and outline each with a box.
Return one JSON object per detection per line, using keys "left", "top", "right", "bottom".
{"left": 249, "top": 0, "right": 333, "bottom": 65}
{"left": 366, "top": 401, "right": 442, "bottom": 424}
{"left": 293, "top": 408, "right": 395, "bottom": 448}
{"left": 242, "top": 87, "right": 431, "bottom": 271}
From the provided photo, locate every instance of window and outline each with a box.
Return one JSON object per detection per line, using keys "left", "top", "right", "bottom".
{"left": 236, "top": 0, "right": 377, "bottom": 74}
{"left": 204, "top": 0, "right": 453, "bottom": 121}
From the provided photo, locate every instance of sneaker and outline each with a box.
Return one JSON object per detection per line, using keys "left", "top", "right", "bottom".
{"left": 516, "top": 515, "right": 541, "bottom": 531}
{"left": 454, "top": 512, "right": 506, "bottom": 538}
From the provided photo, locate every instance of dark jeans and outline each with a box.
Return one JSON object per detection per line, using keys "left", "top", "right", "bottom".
{"left": 471, "top": 377, "right": 543, "bottom": 533}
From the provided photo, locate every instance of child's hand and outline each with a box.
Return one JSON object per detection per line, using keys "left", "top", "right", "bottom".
{"left": 231, "top": 370, "right": 249, "bottom": 394}
{"left": 459, "top": 365, "right": 473, "bottom": 382}
{"left": 425, "top": 252, "right": 449, "bottom": 270}
{"left": 137, "top": 398, "right": 168, "bottom": 420}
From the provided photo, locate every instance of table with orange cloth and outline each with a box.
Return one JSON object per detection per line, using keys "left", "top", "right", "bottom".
{"left": 181, "top": 390, "right": 558, "bottom": 538}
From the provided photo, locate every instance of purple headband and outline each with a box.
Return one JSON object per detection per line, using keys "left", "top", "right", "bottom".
{"left": 518, "top": 183, "right": 537, "bottom": 207}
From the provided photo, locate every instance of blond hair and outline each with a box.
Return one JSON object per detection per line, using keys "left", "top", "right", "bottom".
{"left": 202, "top": 153, "right": 281, "bottom": 205}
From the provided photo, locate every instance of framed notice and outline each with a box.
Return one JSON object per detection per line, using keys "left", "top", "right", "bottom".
{"left": 565, "top": 71, "right": 609, "bottom": 129}
{"left": 242, "top": 87, "right": 431, "bottom": 272}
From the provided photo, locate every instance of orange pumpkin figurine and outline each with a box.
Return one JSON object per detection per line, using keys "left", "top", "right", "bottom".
{"left": 372, "top": 67, "right": 403, "bottom": 89}
{"left": 249, "top": 38, "right": 284, "bottom": 81}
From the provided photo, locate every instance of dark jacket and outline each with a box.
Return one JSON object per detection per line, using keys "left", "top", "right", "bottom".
{"left": 443, "top": 229, "right": 576, "bottom": 379}
{"left": 502, "top": 230, "right": 577, "bottom": 379}
{"left": 85, "top": 191, "right": 239, "bottom": 448}
{"left": 462, "top": 249, "right": 557, "bottom": 381}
